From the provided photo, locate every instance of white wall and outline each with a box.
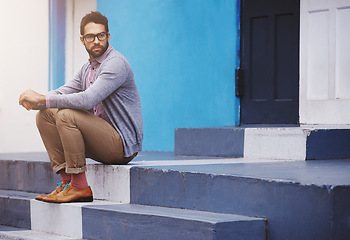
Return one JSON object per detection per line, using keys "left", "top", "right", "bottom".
{"left": 65, "top": 0, "right": 96, "bottom": 81}
{"left": 0, "top": 0, "right": 97, "bottom": 153}
{"left": 0, "top": 0, "right": 49, "bottom": 153}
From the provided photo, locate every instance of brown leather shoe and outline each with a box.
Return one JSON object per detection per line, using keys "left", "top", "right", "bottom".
{"left": 42, "top": 183, "right": 93, "bottom": 203}
{"left": 35, "top": 182, "right": 65, "bottom": 201}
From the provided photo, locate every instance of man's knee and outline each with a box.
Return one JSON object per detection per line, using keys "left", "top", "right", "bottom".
{"left": 56, "top": 109, "right": 79, "bottom": 126}
{"left": 36, "top": 108, "right": 55, "bottom": 128}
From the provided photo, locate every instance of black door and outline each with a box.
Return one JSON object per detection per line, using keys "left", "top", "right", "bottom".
{"left": 240, "top": 0, "right": 300, "bottom": 124}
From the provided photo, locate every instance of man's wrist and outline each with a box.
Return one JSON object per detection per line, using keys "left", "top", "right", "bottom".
{"left": 45, "top": 95, "right": 50, "bottom": 108}
{"left": 39, "top": 94, "right": 46, "bottom": 104}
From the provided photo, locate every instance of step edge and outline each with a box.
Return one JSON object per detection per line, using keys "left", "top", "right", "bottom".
{"left": 82, "top": 203, "right": 266, "bottom": 223}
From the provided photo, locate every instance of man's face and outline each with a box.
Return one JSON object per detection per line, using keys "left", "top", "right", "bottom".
{"left": 80, "top": 22, "right": 110, "bottom": 59}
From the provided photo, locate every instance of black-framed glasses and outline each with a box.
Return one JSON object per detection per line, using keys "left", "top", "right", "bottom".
{"left": 83, "top": 32, "right": 108, "bottom": 43}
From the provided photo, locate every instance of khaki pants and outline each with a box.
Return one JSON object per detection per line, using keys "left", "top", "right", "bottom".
{"left": 36, "top": 108, "right": 136, "bottom": 174}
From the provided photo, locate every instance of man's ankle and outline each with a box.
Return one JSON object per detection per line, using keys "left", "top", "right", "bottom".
{"left": 71, "top": 172, "right": 88, "bottom": 189}
{"left": 58, "top": 170, "right": 71, "bottom": 184}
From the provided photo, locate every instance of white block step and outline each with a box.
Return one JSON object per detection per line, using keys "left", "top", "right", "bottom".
{"left": 244, "top": 127, "right": 307, "bottom": 160}
{"left": 30, "top": 199, "right": 119, "bottom": 239}
{"left": 86, "top": 164, "right": 131, "bottom": 203}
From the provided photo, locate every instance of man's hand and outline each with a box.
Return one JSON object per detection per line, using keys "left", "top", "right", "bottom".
{"left": 19, "top": 90, "right": 46, "bottom": 111}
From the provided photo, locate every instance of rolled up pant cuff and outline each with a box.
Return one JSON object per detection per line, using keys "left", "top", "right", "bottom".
{"left": 53, "top": 163, "right": 86, "bottom": 174}
{"left": 53, "top": 163, "right": 66, "bottom": 174}
{"left": 66, "top": 166, "right": 86, "bottom": 174}
{"left": 64, "top": 151, "right": 86, "bottom": 174}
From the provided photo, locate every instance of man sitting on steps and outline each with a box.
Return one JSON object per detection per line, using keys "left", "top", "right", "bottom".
{"left": 18, "top": 11, "right": 143, "bottom": 203}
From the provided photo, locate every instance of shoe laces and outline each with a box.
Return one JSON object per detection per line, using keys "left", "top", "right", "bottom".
{"left": 62, "top": 183, "right": 70, "bottom": 191}
{"left": 56, "top": 182, "right": 63, "bottom": 188}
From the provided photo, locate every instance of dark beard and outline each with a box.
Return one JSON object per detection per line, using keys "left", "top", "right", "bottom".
{"left": 87, "top": 42, "right": 109, "bottom": 58}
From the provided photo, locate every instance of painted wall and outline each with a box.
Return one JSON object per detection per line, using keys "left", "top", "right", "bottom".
{"left": 65, "top": 0, "right": 97, "bottom": 81}
{"left": 49, "top": 0, "right": 66, "bottom": 90}
{"left": 98, "top": 0, "right": 240, "bottom": 151}
{"left": 0, "top": 0, "right": 49, "bottom": 153}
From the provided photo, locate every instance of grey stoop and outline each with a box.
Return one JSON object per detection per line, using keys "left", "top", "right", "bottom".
{"left": 0, "top": 153, "right": 267, "bottom": 240}
{"left": 175, "top": 125, "right": 350, "bottom": 160}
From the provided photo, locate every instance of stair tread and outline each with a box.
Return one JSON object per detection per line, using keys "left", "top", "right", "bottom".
{"left": 4, "top": 152, "right": 350, "bottom": 188}
{"left": 175, "top": 126, "right": 350, "bottom": 160}
{"left": 83, "top": 203, "right": 264, "bottom": 223}
{"left": 0, "top": 190, "right": 37, "bottom": 200}
{"left": 0, "top": 189, "right": 261, "bottom": 223}
{"left": 0, "top": 225, "right": 83, "bottom": 240}
{"left": 1, "top": 189, "right": 265, "bottom": 239}
{"left": 136, "top": 159, "right": 350, "bottom": 187}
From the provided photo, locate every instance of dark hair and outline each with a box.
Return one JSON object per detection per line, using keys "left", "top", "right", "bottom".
{"left": 80, "top": 11, "right": 109, "bottom": 35}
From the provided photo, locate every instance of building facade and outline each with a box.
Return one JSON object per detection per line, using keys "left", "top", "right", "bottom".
{"left": 1, "top": 0, "right": 349, "bottom": 153}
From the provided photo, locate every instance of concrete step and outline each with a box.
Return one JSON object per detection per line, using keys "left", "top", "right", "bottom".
{"left": 0, "top": 190, "right": 35, "bottom": 229}
{"left": 0, "top": 190, "right": 266, "bottom": 240}
{"left": 30, "top": 199, "right": 120, "bottom": 239}
{"left": 0, "top": 189, "right": 118, "bottom": 237}
{"left": 82, "top": 204, "right": 266, "bottom": 240}
{"left": 0, "top": 153, "right": 131, "bottom": 203}
{"left": 2, "top": 152, "right": 350, "bottom": 239}
{"left": 0, "top": 225, "right": 82, "bottom": 240}
{"left": 130, "top": 159, "right": 350, "bottom": 240}
{"left": 175, "top": 125, "right": 350, "bottom": 160}
{"left": 0, "top": 152, "right": 259, "bottom": 203}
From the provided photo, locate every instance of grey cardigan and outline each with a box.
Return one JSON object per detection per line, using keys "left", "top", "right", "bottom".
{"left": 47, "top": 47, "right": 143, "bottom": 157}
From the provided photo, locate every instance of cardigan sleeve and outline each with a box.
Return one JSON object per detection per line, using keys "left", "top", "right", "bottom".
{"left": 46, "top": 64, "right": 86, "bottom": 97}
{"left": 47, "top": 56, "right": 127, "bottom": 110}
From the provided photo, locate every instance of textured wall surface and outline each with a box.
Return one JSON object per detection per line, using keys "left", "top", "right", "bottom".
{"left": 98, "top": 0, "right": 240, "bottom": 151}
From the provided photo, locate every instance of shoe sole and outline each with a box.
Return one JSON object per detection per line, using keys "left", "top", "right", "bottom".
{"left": 42, "top": 196, "right": 93, "bottom": 204}
{"left": 35, "top": 195, "right": 49, "bottom": 201}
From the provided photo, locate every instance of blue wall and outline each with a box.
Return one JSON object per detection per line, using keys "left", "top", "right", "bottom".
{"left": 98, "top": 0, "right": 240, "bottom": 151}
{"left": 49, "top": 0, "right": 66, "bottom": 90}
